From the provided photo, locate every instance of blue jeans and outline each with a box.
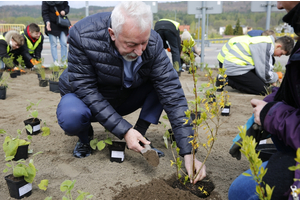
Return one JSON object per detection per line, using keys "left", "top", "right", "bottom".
{"left": 56, "top": 82, "right": 163, "bottom": 140}
{"left": 228, "top": 161, "right": 268, "bottom": 200}
{"left": 48, "top": 32, "right": 67, "bottom": 62}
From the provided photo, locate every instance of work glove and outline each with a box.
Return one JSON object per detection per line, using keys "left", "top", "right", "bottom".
{"left": 276, "top": 71, "right": 283, "bottom": 79}
{"left": 30, "top": 59, "right": 41, "bottom": 65}
{"left": 229, "top": 115, "right": 270, "bottom": 160}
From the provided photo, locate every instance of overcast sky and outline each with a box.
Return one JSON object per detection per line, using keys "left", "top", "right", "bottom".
{"left": 0, "top": 1, "right": 177, "bottom": 8}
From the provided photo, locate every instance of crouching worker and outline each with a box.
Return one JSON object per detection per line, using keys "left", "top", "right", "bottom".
{"left": 56, "top": 1, "right": 206, "bottom": 183}
{"left": 223, "top": 35, "right": 294, "bottom": 95}
{"left": 0, "top": 30, "right": 33, "bottom": 69}
{"left": 20, "top": 23, "right": 44, "bottom": 68}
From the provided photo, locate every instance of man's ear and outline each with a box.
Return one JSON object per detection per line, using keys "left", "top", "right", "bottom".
{"left": 275, "top": 43, "right": 282, "bottom": 49}
{"left": 108, "top": 28, "right": 116, "bottom": 41}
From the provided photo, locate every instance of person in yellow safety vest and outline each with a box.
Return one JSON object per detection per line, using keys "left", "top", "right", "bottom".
{"left": 223, "top": 35, "right": 294, "bottom": 95}
{"left": 0, "top": 30, "right": 32, "bottom": 70}
{"left": 154, "top": 19, "right": 183, "bottom": 74}
{"left": 20, "top": 23, "right": 44, "bottom": 68}
{"left": 217, "top": 30, "right": 276, "bottom": 69}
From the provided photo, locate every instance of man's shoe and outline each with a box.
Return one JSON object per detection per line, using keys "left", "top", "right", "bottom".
{"left": 73, "top": 126, "right": 94, "bottom": 158}
{"left": 73, "top": 141, "right": 92, "bottom": 158}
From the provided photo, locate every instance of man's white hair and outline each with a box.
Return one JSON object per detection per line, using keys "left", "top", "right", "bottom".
{"left": 111, "top": 1, "right": 153, "bottom": 37}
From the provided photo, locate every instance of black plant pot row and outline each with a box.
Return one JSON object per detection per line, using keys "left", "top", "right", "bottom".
{"left": 5, "top": 174, "right": 32, "bottom": 199}
{"left": 0, "top": 86, "right": 7, "bottom": 100}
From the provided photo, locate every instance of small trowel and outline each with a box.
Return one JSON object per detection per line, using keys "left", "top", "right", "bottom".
{"left": 141, "top": 144, "right": 159, "bottom": 167}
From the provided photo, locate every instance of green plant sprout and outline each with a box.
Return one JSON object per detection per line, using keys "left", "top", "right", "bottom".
{"left": 26, "top": 99, "right": 51, "bottom": 136}
{"left": 44, "top": 180, "right": 94, "bottom": 200}
{"left": 3, "top": 151, "right": 48, "bottom": 191}
{"left": 238, "top": 126, "right": 274, "bottom": 200}
{"left": 169, "top": 39, "right": 230, "bottom": 190}
{"left": 273, "top": 61, "right": 285, "bottom": 74}
{"left": 0, "top": 72, "right": 9, "bottom": 88}
{"left": 3, "top": 55, "right": 15, "bottom": 69}
{"left": 1, "top": 126, "right": 32, "bottom": 158}
{"left": 90, "top": 131, "right": 112, "bottom": 151}
{"left": 288, "top": 148, "right": 300, "bottom": 197}
{"left": 36, "top": 58, "right": 46, "bottom": 80}
{"left": 16, "top": 55, "right": 25, "bottom": 69}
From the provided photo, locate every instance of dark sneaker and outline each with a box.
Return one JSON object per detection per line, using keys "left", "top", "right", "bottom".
{"left": 73, "top": 125, "right": 94, "bottom": 158}
{"left": 73, "top": 141, "right": 92, "bottom": 158}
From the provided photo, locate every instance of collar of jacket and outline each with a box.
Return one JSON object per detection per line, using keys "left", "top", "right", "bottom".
{"left": 283, "top": 2, "right": 300, "bottom": 36}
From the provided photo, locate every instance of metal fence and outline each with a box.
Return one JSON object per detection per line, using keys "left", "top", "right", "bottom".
{"left": 0, "top": 24, "right": 45, "bottom": 35}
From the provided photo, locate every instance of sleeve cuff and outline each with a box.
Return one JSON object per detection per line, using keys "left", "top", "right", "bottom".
{"left": 260, "top": 101, "right": 278, "bottom": 129}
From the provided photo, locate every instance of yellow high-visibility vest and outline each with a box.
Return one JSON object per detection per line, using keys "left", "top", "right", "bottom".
{"left": 20, "top": 31, "right": 42, "bottom": 54}
{"left": 159, "top": 19, "right": 180, "bottom": 30}
{"left": 0, "top": 35, "right": 11, "bottom": 54}
{"left": 225, "top": 36, "right": 273, "bottom": 67}
{"left": 217, "top": 35, "right": 250, "bottom": 63}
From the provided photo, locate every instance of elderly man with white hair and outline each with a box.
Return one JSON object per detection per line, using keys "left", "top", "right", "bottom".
{"left": 56, "top": 1, "right": 206, "bottom": 184}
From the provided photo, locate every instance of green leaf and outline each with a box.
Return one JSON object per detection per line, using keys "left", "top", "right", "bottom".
{"left": 5, "top": 156, "right": 14, "bottom": 161}
{"left": 0, "top": 129, "right": 6, "bottom": 134}
{"left": 163, "top": 135, "right": 168, "bottom": 149}
{"left": 90, "top": 139, "right": 98, "bottom": 150}
{"left": 3, "top": 136, "right": 18, "bottom": 157}
{"left": 44, "top": 197, "right": 53, "bottom": 200}
{"left": 13, "top": 166, "right": 28, "bottom": 177}
{"left": 38, "top": 179, "right": 49, "bottom": 191}
{"left": 60, "top": 180, "right": 74, "bottom": 192}
{"left": 104, "top": 138, "right": 112, "bottom": 145}
{"left": 97, "top": 141, "right": 105, "bottom": 151}
{"left": 41, "top": 127, "right": 50, "bottom": 136}
{"left": 3, "top": 168, "right": 8, "bottom": 173}
{"left": 26, "top": 125, "right": 33, "bottom": 134}
{"left": 86, "top": 195, "right": 94, "bottom": 199}
{"left": 62, "top": 196, "right": 69, "bottom": 200}
{"left": 27, "top": 135, "right": 32, "bottom": 140}
{"left": 242, "top": 172, "right": 251, "bottom": 177}
{"left": 6, "top": 163, "right": 12, "bottom": 167}
{"left": 288, "top": 166, "right": 297, "bottom": 171}
{"left": 24, "top": 162, "right": 36, "bottom": 183}
{"left": 18, "top": 139, "right": 30, "bottom": 146}
{"left": 31, "top": 110, "right": 38, "bottom": 119}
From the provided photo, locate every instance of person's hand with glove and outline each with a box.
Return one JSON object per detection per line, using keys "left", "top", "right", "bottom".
{"left": 30, "top": 59, "right": 41, "bottom": 66}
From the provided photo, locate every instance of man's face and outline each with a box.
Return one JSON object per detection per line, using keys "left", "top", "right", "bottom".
{"left": 109, "top": 18, "right": 150, "bottom": 61}
{"left": 274, "top": 47, "right": 287, "bottom": 57}
{"left": 11, "top": 39, "right": 20, "bottom": 50}
{"left": 30, "top": 31, "right": 40, "bottom": 39}
{"left": 277, "top": 1, "right": 300, "bottom": 12}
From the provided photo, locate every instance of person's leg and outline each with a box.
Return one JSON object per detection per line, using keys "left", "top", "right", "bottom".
{"left": 56, "top": 93, "right": 96, "bottom": 158}
{"left": 228, "top": 161, "right": 268, "bottom": 200}
{"left": 227, "top": 70, "right": 268, "bottom": 95}
{"left": 59, "top": 31, "right": 68, "bottom": 62}
{"left": 164, "top": 30, "right": 181, "bottom": 71}
{"left": 0, "top": 60, "right": 4, "bottom": 70}
{"left": 48, "top": 33, "right": 58, "bottom": 62}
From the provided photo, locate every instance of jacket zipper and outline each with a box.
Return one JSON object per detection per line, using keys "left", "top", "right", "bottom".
{"left": 291, "top": 185, "right": 299, "bottom": 200}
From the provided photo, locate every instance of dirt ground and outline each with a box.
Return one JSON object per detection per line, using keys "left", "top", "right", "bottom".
{"left": 0, "top": 68, "right": 266, "bottom": 200}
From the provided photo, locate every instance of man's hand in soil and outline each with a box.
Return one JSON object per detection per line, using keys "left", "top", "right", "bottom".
{"left": 184, "top": 154, "right": 206, "bottom": 184}
{"left": 251, "top": 99, "right": 267, "bottom": 126}
{"left": 124, "top": 128, "right": 150, "bottom": 153}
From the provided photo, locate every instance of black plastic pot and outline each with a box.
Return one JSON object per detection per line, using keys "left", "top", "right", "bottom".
{"left": 256, "top": 143, "right": 277, "bottom": 162}
{"left": 36, "top": 73, "right": 41, "bottom": 79}
{"left": 15, "top": 70, "right": 21, "bottom": 76}
{"left": 23, "top": 118, "right": 41, "bottom": 135}
{"left": 108, "top": 141, "right": 126, "bottom": 163}
{"left": 0, "top": 86, "right": 6, "bottom": 100}
{"left": 39, "top": 79, "right": 48, "bottom": 87}
{"left": 10, "top": 72, "right": 17, "bottom": 78}
{"left": 221, "top": 105, "right": 230, "bottom": 116}
{"left": 5, "top": 174, "right": 32, "bottom": 199}
{"left": 49, "top": 80, "right": 60, "bottom": 93}
{"left": 13, "top": 145, "right": 29, "bottom": 161}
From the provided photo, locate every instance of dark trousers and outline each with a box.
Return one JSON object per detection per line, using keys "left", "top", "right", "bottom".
{"left": 56, "top": 82, "right": 163, "bottom": 138}
{"left": 156, "top": 29, "right": 181, "bottom": 70}
{"left": 228, "top": 70, "right": 269, "bottom": 95}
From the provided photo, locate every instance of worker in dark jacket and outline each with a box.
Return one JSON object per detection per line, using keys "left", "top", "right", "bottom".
{"left": 56, "top": 1, "right": 206, "bottom": 184}
{"left": 228, "top": 1, "right": 300, "bottom": 200}
{"left": 0, "top": 30, "right": 32, "bottom": 69}
{"left": 154, "top": 19, "right": 182, "bottom": 72}
{"left": 20, "top": 23, "right": 44, "bottom": 68}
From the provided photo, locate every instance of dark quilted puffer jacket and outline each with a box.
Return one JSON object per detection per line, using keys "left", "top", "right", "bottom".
{"left": 59, "top": 12, "right": 193, "bottom": 156}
